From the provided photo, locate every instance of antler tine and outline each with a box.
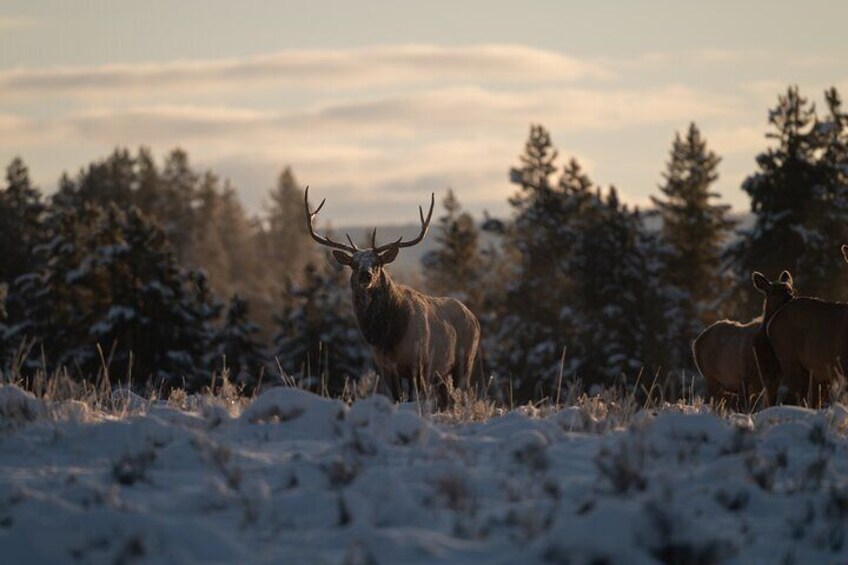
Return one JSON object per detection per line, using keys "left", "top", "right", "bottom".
{"left": 373, "top": 192, "right": 435, "bottom": 253}
{"left": 345, "top": 233, "right": 359, "bottom": 250}
{"left": 303, "top": 186, "right": 358, "bottom": 253}
{"left": 397, "top": 192, "right": 435, "bottom": 249}
{"left": 371, "top": 228, "right": 377, "bottom": 248}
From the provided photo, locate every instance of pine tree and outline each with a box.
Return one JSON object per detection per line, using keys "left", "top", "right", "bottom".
{"left": 650, "top": 123, "right": 735, "bottom": 367}
{"left": 264, "top": 166, "right": 312, "bottom": 286}
{"left": 134, "top": 147, "right": 164, "bottom": 220}
{"left": 726, "top": 86, "right": 844, "bottom": 313}
{"left": 489, "top": 125, "right": 683, "bottom": 399}
{"left": 421, "top": 189, "right": 484, "bottom": 313}
{"left": 573, "top": 188, "right": 669, "bottom": 384}
{"left": 70, "top": 149, "right": 137, "bottom": 211}
{"left": 212, "top": 294, "right": 266, "bottom": 389}
{"left": 274, "top": 258, "right": 369, "bottom": 395}
{"left": 158, "top": 148, "right": 198, "bottom": 259}
{"left": 27, "top": 204, "right": 221, "bottom": 388}
{"left": 0, "top": 158, "right": 45, "bottom": 285}
{"left": 489, "top": 126, "right": 591, "bottom": 399}
{"left": 804, "top": 87, "right": 848, "bottom": 299}
{"left": 187, "top": 174, "right": 231, "bottom": 292}
{"left": 4, "top": 203, "right": 100, "bottom": 372}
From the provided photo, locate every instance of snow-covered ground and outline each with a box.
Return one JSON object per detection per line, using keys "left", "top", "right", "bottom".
{"left": 1, "top": 385, "right": 848, "bottom": 564}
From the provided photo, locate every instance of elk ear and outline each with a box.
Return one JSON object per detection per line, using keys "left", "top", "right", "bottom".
{"left": 779, "top": 270, "right": 793, "bottom": 285}
{"left": 842, "top": 244, "right": 848, "bottom": 264}
{"left": 751, "top": 272, "right": 769, "bottom": 292}
{"left": 331, "top": 250, "right": 353, "bottom": 266}
{"left": 378, "top": 245, "right": 400, "bottom": 265}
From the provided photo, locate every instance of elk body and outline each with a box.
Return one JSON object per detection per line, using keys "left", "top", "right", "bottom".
{"left": 692, "top": 271, "right": 796, "bottom": 408}
{"left": 305, "top": 188, "right": 481, "bottom": 407}
{"left": 765, "top": 246, "right": 848, "bottom": 407}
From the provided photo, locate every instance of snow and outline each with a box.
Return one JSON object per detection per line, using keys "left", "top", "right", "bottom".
{"left": 1, "top": 384, "right": 848, "bottom": 563}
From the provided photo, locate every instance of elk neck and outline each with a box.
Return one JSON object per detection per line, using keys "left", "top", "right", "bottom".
{"left": 762, "top": 297, "right": 793, "bottom": 323}
{"left": 351, "top": 269, "right": 410, "bottom": 353}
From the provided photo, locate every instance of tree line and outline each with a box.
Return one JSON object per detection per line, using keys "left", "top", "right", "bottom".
{"left": 0, "top": 85, "right": 846, "bottom": 402}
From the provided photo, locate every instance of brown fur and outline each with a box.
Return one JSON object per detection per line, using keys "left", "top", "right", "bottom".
{"left": 692, "top": 271, "right": 795, "bottom": 409}
{"left": 766, "top": 297, "right": 848, "bottom": 407}
{"left": 305, "top": 189, "right": 481, "bottom": 408}
{"left": 353, "top": 269, "right": 480, "bottom": 407}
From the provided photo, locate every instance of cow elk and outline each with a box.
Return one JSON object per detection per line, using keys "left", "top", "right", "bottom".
{"left": 692, "top": 271, "right": 796, "bottom": 409}
{"left": 766, "top": 246, "right": 848, "bottom": 407}
{"left": 304, "top": 188, "right": 481, "bottom": 408}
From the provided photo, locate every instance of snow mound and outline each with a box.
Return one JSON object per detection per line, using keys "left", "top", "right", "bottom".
{"left": 0, "top": 385, "right": 46, "bottom": 424}
{"left": 49, "top": 400, "right": 98, "bottom": 424}
{"left": 0, "top": 387, "right": 847, "bottom": 563}
{"left": 110, "top": 387, "right": 149, "bottom": 412}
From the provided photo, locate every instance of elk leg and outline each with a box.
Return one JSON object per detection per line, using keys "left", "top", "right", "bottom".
{"left": 705, "top": 379, "right": 723, "bottom": 404}
{"left": 387, "top": 372, "right": 402, "bottom": 403}
{"left": 407, "top": 373, "right": 423, "bottom": 403}
{"left": 782, "top": 364, "right": 808, "bottom": 406}
{"left": 435, "top": 372, "right": 450, "bottom": 411}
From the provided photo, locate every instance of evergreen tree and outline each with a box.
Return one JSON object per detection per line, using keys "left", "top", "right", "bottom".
{"left": 264, "top": 166, "right": 312, "bottom": 285}
{"left": 70, "top": 148, "right": 138, "bottom": 211}
{"left": 0, "top": 158, "right": 45, "bottom": 285}
{"left": 274, "top": 258, "right": 369, "bottom": 396}
{"left": 158, "top": 148, "right": 198, "bottom": 258}
{"left": 651, "top": 124, "right": 735, "bottom": 367}
{"left": 186, "top": 174, "right": 231, "bottom": 291}
{"left": 76, "top": 205, "right": 200, "bottom": 384}
{"left": 9, "top": 203, "right": 220, "bottom": 388}
{"left": 4, "top": 204, "right": 101, "bottom": 372}
{"left": 572, "top": 188, "right": 671, "bottom": 384}
{"left": 803, "top": 87, "right": 848, "bottom": 299}
{"left": 212, "top": 294, "right": 266, "bottom": 388}
{"left": 489, "top": 126, "right": 590, "bottom": 398}
{"left": 421, "top": 189, "right": 484, "bottom": 313}
{"left": 726, "top": 86, "right": 848, "bottom": 312}
{"left": 490, "top": 125, "right": 681, "bottom": 399}
{"left": 134, "top": 147, "right": 165, "bottom": 220}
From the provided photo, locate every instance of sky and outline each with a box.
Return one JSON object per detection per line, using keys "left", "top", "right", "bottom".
{"left": 1, "top": 0, "right": 847, "bottom": 225}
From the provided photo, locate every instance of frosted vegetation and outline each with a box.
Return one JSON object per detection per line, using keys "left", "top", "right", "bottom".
{"left": 2, "top": 381, "right": 848, "bottom": 563}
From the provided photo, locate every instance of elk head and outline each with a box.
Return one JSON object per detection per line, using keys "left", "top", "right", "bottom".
{"left": 752, "top": 270, "right": 796, "bottom": 319}
{"left": 304, "top": 187, "right": 435, "bottom": 292}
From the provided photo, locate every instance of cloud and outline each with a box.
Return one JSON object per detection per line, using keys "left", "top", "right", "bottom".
{"left": 0, "top": 44, "right": 611, "bottom": 100}
{"left": 45, "top": 84, "right": 736, "bottom": 149}
{"left": 601, "top": 49, "right": 748, "bottom": 71}
{"left": 0, "top": 15, "right": 34, "bottom": 32}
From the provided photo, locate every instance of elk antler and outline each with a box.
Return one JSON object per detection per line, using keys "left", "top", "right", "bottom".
{"left": 304, "top": 187, "right": 359, "bottom": 253}
{"left": 373, "top": 193, "right": 435, "bottom": 253}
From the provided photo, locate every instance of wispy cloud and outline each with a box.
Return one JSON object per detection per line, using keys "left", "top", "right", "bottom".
{"left": 0, "top": 44, "right": 611, "bottom": 100}
{"left": 38, "top": 84, "right": 736, "bottom": 148}
{"left": 0, "top": 15, "right": 34, "bottom": 33}
{"left": 0, "top": 41, "right": 808, "bottom": 222}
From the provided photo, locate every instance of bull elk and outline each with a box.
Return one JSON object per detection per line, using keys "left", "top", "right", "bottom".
{"left": 692, "top": 271, "right": 796, "bottom": 409}
{"left": 766, "top": 245, "right": 848, "bottom": 407}
{"left": 304, "top": 188, "right": 481, "bottom": 408}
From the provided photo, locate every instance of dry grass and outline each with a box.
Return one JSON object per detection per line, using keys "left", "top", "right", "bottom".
{"left": 5, "top": 351, "right": 845, "bottom": 426}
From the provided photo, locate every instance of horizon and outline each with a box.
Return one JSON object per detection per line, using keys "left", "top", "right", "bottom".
{"left": 2, "top": 1, "right": 847, "bottom": 225}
